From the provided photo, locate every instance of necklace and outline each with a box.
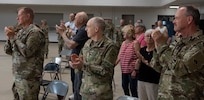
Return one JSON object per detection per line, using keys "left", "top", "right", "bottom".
{"left": 146, "top": 47, "right": 154, "bottom": 55}
{"left": 147, "top": 52, "right": 151, "bottom": 55}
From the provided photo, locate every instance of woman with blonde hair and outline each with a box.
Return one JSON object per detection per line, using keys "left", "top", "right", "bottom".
{"left": 115, "top": 24, "right": 140, "bottom": 97}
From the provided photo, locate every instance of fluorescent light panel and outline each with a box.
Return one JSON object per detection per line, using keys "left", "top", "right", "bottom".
{"left": 169, "top": 5, "right": 179, "bottom": 9}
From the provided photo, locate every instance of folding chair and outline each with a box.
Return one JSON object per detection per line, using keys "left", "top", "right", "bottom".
{"left": 54, "top": 57, "right": 62, "bottom": 65}
{"left": 52, "top": 57, "right": 63, "bottom": 79}
{"left": 59, "top": 49, "right": 72, "bottom": 57}
{"left": 59, "top": 49, "right": 72, "bottom": 72}
{"left": 42, "top": 80, "right": 69, "bottom": 100}
{"left": 40, "top": 62, "right": 61, "bottom": 91}
{"left": 116, "top": 95, "right": 139, "bottom": 100}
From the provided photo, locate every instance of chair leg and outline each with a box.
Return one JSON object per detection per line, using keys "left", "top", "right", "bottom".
{"left": 42, "top": 92, "right": 48, "bottom": 100}
{"left": 54, "top": 73, "right": 61, "bottom": 80}
{"left": 43, "top": 86, "right": 46, "bottom": 91}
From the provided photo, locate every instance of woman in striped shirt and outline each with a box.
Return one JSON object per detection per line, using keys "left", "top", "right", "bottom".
{"left": 115, "top": 24, "right": 140, "bottom": 97}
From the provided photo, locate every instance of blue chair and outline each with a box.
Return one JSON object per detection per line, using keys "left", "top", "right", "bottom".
{"left": 42, "top": 80, "right": 68, "bottom": 100}
{"left": 40, "top": 63, "right": 61, "bottom": 91}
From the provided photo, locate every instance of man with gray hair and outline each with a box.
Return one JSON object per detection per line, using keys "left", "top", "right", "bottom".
{"left": 69, "top": 17, "right": 119, "bottom": 100}
{"left": 151, "top": 6, "right": 204, "bottom": 99}
{"left": 56, "top": 11, "right": 89, "bottom": 100}
{"left": 4, "top": 7, "right": 45, "bottom": 100}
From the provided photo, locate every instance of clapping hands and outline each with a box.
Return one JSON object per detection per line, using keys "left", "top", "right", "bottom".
{"left": 4, "top": 26, "right": 15, "bottom": 39}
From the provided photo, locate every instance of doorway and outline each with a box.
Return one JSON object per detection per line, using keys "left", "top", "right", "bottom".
{"left": 158, "top": 15, "right": 175, "bottom": 36}
{"left": 122, "top": 14, "right": 135, "bottom": 25}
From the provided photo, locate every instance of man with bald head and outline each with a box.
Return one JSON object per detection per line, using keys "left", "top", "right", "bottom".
{"left": 56, "top": 11, "right": 89, "bottom": 100}
{"left": 150, "top": 6, "right": 204, "bottom": 99}
{"left": 69, "top": 17, "right": 119, "bottom": 100}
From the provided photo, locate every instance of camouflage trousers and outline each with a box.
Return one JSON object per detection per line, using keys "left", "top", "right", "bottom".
{"left": 81, "top": 93, "right": 113, "bottom": 100}
{"left": 44, "top": 38, "right": 49, "bottom": 55}
{"left": 58, "top": 41, "right": 64, "bottom": 54}
{"left": 13, "top": 78, "right": 40, "bottom": 100}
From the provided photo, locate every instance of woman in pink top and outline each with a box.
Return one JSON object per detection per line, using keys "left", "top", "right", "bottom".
{"left": 135, "top": 23, "right": 147, "bottom": 48}
{"left": 115, "top": 25, "right": 140, "bottom": 97}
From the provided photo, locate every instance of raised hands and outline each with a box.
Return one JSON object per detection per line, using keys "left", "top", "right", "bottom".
{"left": 151, "top": 29, "right": 168, "bottom": 48}
{"left": 69, "top": 54, "right": 84, "bottom": 69}
{"left": 4, "top": 26, "right": 15, "bottom": 40}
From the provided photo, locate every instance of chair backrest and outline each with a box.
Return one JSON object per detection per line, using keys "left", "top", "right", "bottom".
{"left": 44, "top": 63, "right": 60, "bottom": 72}
{"left": 55, "top": 57, "right": 62, "bottom": 65}
{"left": 59, "top": 50, "right": 72, "bottom": 56}
{"left": 45, "top": 80, "right": 69, "bottom": 97}
{"left": 116, "top": 95, "right": 139, "bottom": 100}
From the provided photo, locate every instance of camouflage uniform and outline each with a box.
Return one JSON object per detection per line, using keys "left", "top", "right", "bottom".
{"left": 80, "top": 36, "right": 119, "bottom": 100}
{"left": 4, "top": 24, "right": 45, "bottom": 100}
{"left": 40, "top": 25, "right": 49, "bottom": 58}
{"left": 11, "top": 24, "right": 23, "bottom": 100}
{"left": 57, "top": 32, "right": 64, "bottom": 54}
{"left": 151, "top": 30, "right": 204, "bottom": 100}
{"left": 104, "top": 22, "right": 115, "bottom": 40}
{"left": 14, "top": 24, "right": 23, "bottom": 33}
{"left": 115, "top": 25, "right": 125, "bottom": 48}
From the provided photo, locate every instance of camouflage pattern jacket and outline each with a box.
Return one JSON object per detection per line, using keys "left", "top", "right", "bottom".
{"left": 40, "top": 25, "right": 49, "bottom": 39}
{"left": 115, "top": 25, "right": 125, "bottom": 48}
{"left": 4, "top": 24, "right": 45, "bottom": 80}
{"left": 80, "top": 36, "right": 119, "bottom": 100}
{"left": 104, "top": 23, "right": 115, "bottom": 40}
{"left": 151, "top": 30, "right": 204, "bottom": 100}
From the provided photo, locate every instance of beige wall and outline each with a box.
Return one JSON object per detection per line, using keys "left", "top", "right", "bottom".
{"left": 1, "top": 4, "right": 203, "bottom": 42}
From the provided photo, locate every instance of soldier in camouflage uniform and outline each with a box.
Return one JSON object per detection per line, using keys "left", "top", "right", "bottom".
{"left": 57, "top": 33, "right": 64, "bottom": 55}
{"left": 115, "top": 19, "right": 125, "bottom": 48}
{"left": 40, "top": 19, "right": 49, "bottom": 58}
{"left": 4, "top": 7, "right": 45, "bottom": 100}
{"left": 69, "top": 17, "right": 119, "bottom": 100}
{"left": 57, "top": 20, "right": 66, "bottom": 55}
{"left": 104, "top": 19, "right": 115, "bottom": 40}
{"left": 150, "top": 6, "right": 204, "bottom": 99}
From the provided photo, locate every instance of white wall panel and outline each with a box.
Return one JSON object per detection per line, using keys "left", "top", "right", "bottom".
{"left": 1, "top": 5, "right": 203, "bottom": 42}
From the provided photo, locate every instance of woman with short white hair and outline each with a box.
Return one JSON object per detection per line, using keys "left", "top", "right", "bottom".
{"left": 136, "top": 29, "right": 161, "bottom": 100}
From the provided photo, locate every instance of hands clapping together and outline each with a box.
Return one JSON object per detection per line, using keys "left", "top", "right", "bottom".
{"left": 69, "top": 54, "right": 83, "bottom": 69}
{"left": 4, "top": 26, "right": 15, "bottom": 40}
{"left": 56, "top": 24, "right": 73, "bottom": 38}
{"left": 151, "top": 29, "right": 168, "bottom": 48}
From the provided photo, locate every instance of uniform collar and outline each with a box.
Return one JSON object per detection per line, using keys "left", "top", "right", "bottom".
{"left": 88, "top": 36, "right": 107, "bottom": 47}
{"left": 181, "top": 30, "right": 203, "bottom": 43}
